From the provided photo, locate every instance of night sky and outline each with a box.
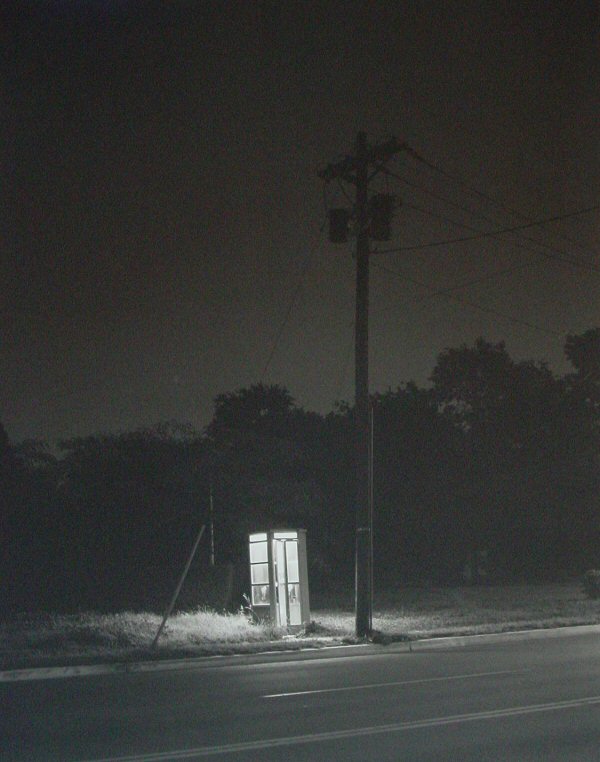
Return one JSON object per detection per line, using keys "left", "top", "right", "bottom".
{"left": 4, "top": 0, "right": 599, "bottom": 445}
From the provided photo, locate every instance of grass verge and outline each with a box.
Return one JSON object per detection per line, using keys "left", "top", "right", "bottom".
{"left": 0, "top": 609, "right": 343, "bottom": 670}
{"left": 2, "top": 583, "right": 600, "bottom": 670}
{"left": 317, "top": 582, "right": 600, "bottom": 641}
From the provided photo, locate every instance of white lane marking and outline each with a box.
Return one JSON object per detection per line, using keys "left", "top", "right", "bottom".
{"left": 77, "top": 693, "right": 600, "bottom": 761}
{"left": 263, "top": 669, "right": 524, "bottom": 698}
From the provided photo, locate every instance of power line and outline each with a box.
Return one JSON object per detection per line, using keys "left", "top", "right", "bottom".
{"left": 401, "top": 148, "right": 597, "bottom": 256}
{"left": 390, "top": 202, "right": 600, "bottom": 248}
{"left": 260, "top": 224, "right": 326, "bottom": 379}
{"left": 403, "top": 146, "right": 531, "bottom": 219}
{"left": 382, "top": 258, "right": 575, "bottom": 325}
{"left": 412, "top": 261, "right": 543, "bottom": 304}
{"left": 372, "top": 261, "right": 562, "bottom": 337}
{"left": 337, "top": 178, "right": 354, "bottom": 205}
{"left": 333, "top": 325, "right": 356, "bottom": 406}
{"left": 375, "top": 203, "right": 600, "bottom": 273}
{"left": 379, "top": 165, "right": 599, "bottom": 269}
{"left": 380, "top": 164, "right": 502, "bottom": 226}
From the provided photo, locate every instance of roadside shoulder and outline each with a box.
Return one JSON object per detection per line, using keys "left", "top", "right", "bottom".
{"left": 3, "top": 623, "right": 600, "bottom": 683}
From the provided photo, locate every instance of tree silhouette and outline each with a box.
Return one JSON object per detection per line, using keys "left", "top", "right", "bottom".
{"left": 207, "top": 383, "right": 296, "bottom": 439}
{"left": 565, "top": 327, "right": 600, "bottom": 383}
{"left": 429, "top": 337, "right": 600, "bottom": 578}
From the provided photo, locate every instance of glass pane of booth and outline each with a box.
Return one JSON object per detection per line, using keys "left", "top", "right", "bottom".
{"left": 249, "top": 541, "right": 268, "bottom": 564}
{"left": 249, "top": 533, "right": 267, "bottom": 542}
{"left": 288, "top": 583, "right": 301, "bottom": 625}
{"left": 250, "top": 562, "right": 269, "bottom": 584}
{"left": 285, "top": 541, "right": 299, "bottom": 583}
{"left": 273, "top": 531, "right": 297, "bottom": 540}
{"left": 252, "top": 584, "right": 269, "bottom": 605}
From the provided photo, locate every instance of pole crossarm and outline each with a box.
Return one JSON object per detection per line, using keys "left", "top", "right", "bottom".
{"left": 318, "top": 137, "right": 412, "bottom": 185}
{"left": 318, "top": 155, "right": 357, "bottom": 184}
{"left": 370, "top": 136, "right": 410, "bottom": 164}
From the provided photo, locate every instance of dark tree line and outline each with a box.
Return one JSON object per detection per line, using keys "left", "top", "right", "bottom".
{"left": 2, "top": 329, "right": 599, "bottom": 613}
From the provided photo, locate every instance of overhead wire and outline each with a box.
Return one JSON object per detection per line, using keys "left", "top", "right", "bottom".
{"left": 337, "top": 177, "right": 354, "bottom": 205}
{"left": 400, "top": 148, "right": 597, "bottom": 256}
{"left": 404, "top": 146, "right": 534, "bottom": 219}
{"left": 378, "top": 164, "right": 504, "bottom": 226}
{"left": 370, "top": 163, "right": 599, "bottom": 334}
{"left": 319, "top": 145, "right": 594, "bottom": 400}
{"left": 333, "top": 327, "right": 356, "bottom": 407}
{"left": 374, "top": 202, "right": 600, "bottom": 274}
{"left": 379, "top": 165, "right": 599, "bottom": 270}
{"left": 409, "top": 261, "right": 543, "bottom": 305}
{"left": 382, "top": 202, "right": 600, "bottom": 250}
{"left": 372, "top": 260, "right": 562, "bottom": 337}
{"left": 260, "top": 221, "right": 327, "bottom": 380}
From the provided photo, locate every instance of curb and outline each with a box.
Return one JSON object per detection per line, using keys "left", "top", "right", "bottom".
{"left": 0, "top": 642, "right": 372, "bottom": 683}
{"left": 2, "top": 623, "right": 600, "bottom": 683}
{"left": 405, "top": 622, "right": 600, "bottom": 651}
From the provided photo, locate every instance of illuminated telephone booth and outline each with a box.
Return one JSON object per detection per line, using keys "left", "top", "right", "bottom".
{"left": 248, "top": 529, "right": 310, "bottom": 629}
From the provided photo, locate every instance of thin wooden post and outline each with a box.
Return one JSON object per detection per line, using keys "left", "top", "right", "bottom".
{"left": 151, "top": 525, "right": 206, "bottom": 649}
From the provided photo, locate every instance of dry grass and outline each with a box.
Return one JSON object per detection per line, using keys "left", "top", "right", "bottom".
{"left": 316, "top": 582, "right": 600, "bottom": 639}
{"left": 2, "top": 583, "right": 600, "bottom": 669}
{"left": 0, "top": 609, "right": 295, "bottom": 669}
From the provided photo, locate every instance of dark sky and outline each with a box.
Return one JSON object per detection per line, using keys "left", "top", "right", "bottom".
{"left": 4, "top": 0, "right": 599, "bottom": 444}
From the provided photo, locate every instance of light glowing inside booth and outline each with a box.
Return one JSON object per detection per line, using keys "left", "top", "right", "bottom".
{"left": 248, "top": 529, "right": 310, "bottom": 629}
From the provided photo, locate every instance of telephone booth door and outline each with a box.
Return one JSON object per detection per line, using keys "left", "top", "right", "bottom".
{"left": 273, "top": 534, "right": 301, "bottom": 626}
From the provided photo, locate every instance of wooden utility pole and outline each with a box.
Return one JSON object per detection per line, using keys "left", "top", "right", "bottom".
{"left": 319, "top": 133, "right": 406, "bottom": 637}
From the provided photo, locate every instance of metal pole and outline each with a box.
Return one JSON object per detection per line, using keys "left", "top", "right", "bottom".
{"left": 369, "top": 399, "right": 374, "bottom": 617}
{"left": 151, "top": 524, "right": 206, "bottom": 649}
{"left": 209, "top": 477, "right": 215, "bottom": 567}
{"left": 355, "top": 131, "right": 372, "bottom": 637}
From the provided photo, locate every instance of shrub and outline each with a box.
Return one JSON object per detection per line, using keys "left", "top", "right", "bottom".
{"left": 582, "top": 570, "right": 600, "bottom": 599}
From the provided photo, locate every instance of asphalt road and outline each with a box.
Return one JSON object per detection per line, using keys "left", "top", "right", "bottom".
{"left": 2, "top": 631, "right": 600, "bottom": 761}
